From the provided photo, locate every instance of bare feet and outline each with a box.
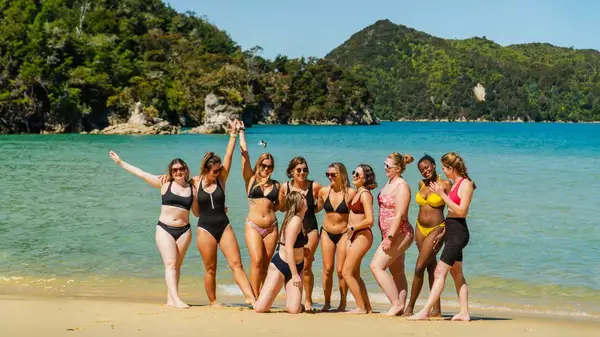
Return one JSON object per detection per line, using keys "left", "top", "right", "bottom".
{"left": 428, "top": 309, "right": 442, "bottom": 318}
{"left": 402, "top": 306, "right": 414, "bottom": 317}
{"left": 335, "top": 301, "right": 347, "bottom": 312}
{"left": 451, "top": 312, "right": 471, "bottom": 321}
{"left": 346, "top": 308, "right": 367, "bottom": 315}
{"left": 305, "top": 301, "right": 313, "bottom": 312}
{"left": 245, "top": 297, "right": 256, "bottom": 307}
{"left": 382, "top": 304, "right": 404, "bottom": 316}
{"left": 321, "top": 303, "right": 331, "bottom": 312}
{"left": 209, "top": 301, "right": 223, "bottom": 308}
{"left": 167, "top": 301, "right": 190, "bottom": 309}
{"left": 406, "top": 310, "right": 429, "bottom": 321}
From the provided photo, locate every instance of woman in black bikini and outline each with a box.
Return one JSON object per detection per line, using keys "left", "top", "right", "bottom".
{"left": 108, "top": 152, "right": 195, "bottom": 308}
{"left": 254, "top": 191, "right": 309, "bottom": 314}
{"left": 238, "top": 121, "right": 281, "bottom": 297}
{"left": 316, "top": 162, "right": 356, "bottom": 312}
{"left": 343, "top": 164, "right": 377, "bottom": 314}
{"left": 194, "top": 119, "right": 256, "bottom": 307}
{"left": 279, "top": 157, "right": 322, "bottom": 311}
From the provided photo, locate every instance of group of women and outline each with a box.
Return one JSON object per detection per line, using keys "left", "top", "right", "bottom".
{"left": 108, "top": 119, "right": 475, "bottom": 321}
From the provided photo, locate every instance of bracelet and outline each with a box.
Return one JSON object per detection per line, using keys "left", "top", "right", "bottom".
{"left": 229, "top": 133, "right": 237, "bottom": 138}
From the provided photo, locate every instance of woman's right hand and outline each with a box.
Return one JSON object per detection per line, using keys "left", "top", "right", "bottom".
{"left": 226, "top": 118, "right": 237, "bottom": 135}
{"left": 291, "top": 274, "right": 302, "bottom": 288}
{"left": 109, "top": 151, "right": 122, "bottom": 165}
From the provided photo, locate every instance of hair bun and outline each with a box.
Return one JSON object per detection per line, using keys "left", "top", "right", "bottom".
{"left": 404, "top": 154, "right": 414, "bottom": 165}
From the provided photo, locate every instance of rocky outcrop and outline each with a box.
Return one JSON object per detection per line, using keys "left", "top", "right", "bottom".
{"left": 343, "top": 106, "right": 379, "bottom": 125}
{"left": 86, "top": 101, "right": 180, "bottom": 135}
{"left": 184, "top": 93, "right": 241, "bottom": 134}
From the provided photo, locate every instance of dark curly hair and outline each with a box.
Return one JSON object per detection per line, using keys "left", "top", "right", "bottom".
{"left": 418, "top": 154, "right": 436, "bottom": 166}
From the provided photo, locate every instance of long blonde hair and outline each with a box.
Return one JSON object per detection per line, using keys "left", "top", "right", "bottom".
{"left": 279, "top": 191, "right": 307, "bottom": 244}
{"left": 441, "top": 152, "right": 477, "bottom": 189}
{"left": 329, "top": 162, "right": 350, "bottom": 196}
{"left": 253, "top": 153, "right": 275, "bottom": 187}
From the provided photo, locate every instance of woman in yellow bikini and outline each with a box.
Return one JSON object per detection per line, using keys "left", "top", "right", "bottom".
{"left": 403, "top": 154, "right": 451, "bottom": 317}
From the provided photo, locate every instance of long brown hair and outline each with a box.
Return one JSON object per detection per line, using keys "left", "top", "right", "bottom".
{"left": 200, "top": 152, "right": 222, "bottom": 177}
{"left": 279, "top": 191, "right": 307, "bottom": 244}
{"left": 253, "top": 152, "right": 275, "bottom": 187}
{"left": 166, "top": 158, "right": 191, "bottom": 182}
{"left": 357, "top": 164, "right": 377, "bottom": 190}
{"left": 441, "top": 152, "right": 477, "bottom": 189}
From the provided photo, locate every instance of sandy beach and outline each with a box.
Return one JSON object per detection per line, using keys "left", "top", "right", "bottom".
{"left": 1, "top": 294, "right": 598, "bottom": 337}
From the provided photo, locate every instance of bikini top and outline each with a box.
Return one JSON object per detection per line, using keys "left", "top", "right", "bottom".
{"left": 323, "top": 188, "right": 349, "bottom": 214}
{"left": 415, "top": 180, "right": 445, "bottom": 208}
{"left": 247, "top": 178, "right": 279, "bottom": 202}
{"left": 448, "top": 178, "right": 465, "bottom": 205}
{"left": 161, "top": 181, "right": 193, "bottom": 210}
{"left": 348, "top": 190, "right": 369, "bottom": 215}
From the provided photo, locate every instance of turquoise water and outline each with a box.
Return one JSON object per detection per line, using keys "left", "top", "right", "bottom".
{"left": 1, "top": 122, "right": 599, "bottom": 316}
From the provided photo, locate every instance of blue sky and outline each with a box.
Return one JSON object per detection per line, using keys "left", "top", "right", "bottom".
{"left": 165, "top": 0, "right": 598, "bottom": 59}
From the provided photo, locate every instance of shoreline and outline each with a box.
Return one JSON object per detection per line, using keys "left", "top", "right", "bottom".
{"left": 2, "top": 119, "right": 600, "bottom": 135}
{"left": 1, "top": 295, "right": 598, "bottom": 337}
{"left": 1, "top": 274, "right": 598, "bottom": 322}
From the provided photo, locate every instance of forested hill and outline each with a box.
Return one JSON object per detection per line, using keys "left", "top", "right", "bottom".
{"left": 0, "top": 1, "right": 374, "bottom": 134}
{"left": 326, "top": 19, "right": 600, "bottom": 122}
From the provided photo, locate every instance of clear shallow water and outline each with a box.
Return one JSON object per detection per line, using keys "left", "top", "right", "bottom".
{"left": 1, "top": 122, "right": 599, "bottom": 316}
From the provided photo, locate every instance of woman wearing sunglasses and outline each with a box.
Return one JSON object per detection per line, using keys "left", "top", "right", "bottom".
{"left": 108, "top": 152, "right": 195, "bottom": 308}
{"left": 369, "top": 153, "right": 415, "bottom": 316}
{"left": 316, "top": 162, "right": 355, "bottom": 312}
{"left": 343, "top": 164, "right": 377, "bottom": 314}
{"left": 408, "top": 152, "right": 476, "bottom": 322}
{"left": 279, "top": 157, "right": 322, "bottom": 311}
{"left": 194, "top": 119, "right": 256, "bottom": 307}
{"left": 238, "top": 121, "right": 281, "bottom": 297}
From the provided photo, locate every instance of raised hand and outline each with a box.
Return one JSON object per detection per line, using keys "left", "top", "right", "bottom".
{"left": 226, "top": 118, "right": 237, "bottom": 135}
{"left": 109, "top": 151, "right": 122, "bottom": 165}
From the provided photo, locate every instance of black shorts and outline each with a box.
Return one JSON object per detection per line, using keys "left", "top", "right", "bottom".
{"left": 440, "top": 218, "right": 470, "bottom": 266}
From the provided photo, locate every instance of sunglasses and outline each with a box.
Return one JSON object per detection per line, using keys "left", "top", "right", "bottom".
{"left": 384, "top": 163, "right": 397, "bottom": 170}
{"left": 211, "top": 167, "right": 222, "bottom": 175}
{"left": 325, "top": 172, "right": 338, "bottom": 179}
{"left": 171, "top": 167, "right": 186, "bottom": 173}
{"left": 295, "top": 167, "right": 309, "bottom": 174}
{"left": 260, "top": 163, "right": 274, "bottom": 170}
{"left": 352, "top": 171, "right": 362, "bottom": 178}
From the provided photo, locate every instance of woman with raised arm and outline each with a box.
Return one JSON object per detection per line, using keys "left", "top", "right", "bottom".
{"left": 403, "top": 154, "right": 452, "bottom": 317}
{"left": 343, "top": 164, "right": 377, "bottom": 314}
{"left": 408, "top": 152, "right": 476, "bottom": 321}
{"left": 108, "top": 152, "right": 195, "bottom": 308}
{"left": 238, "top": 121, "right": 281, "bottom": 296}
{"left": 279, "top": 157, "right": 322, "bottom": 311}
{"left": 194, "top": 119, "right": 256, "bottom": 307}
{"left": 254, "top": 191, "right": 309, "bottom": 314}
{"left": 369, "top": 153, "right": 415, "bottom": 316}
{"left": 316, "top": 162, "right": 356, "bottom": 312}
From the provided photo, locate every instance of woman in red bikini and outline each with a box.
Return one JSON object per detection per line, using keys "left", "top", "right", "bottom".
{"left": 408, "top": 152, "right": 476, "bottom": 322}
{"left": 342, "top": 164, "right": 377, "bottom": 314}
{"left": 369, "top": 152, "right": 415, "bottom": 316}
